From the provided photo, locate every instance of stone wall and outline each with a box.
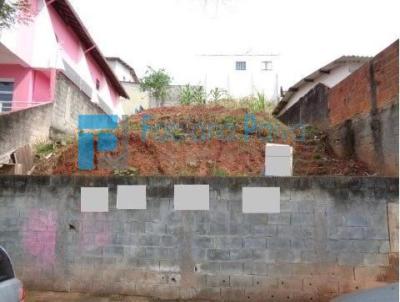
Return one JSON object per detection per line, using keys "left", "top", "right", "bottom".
{"left": 0, "top": 103, "right": 53, "bottom": 160}
{"left": 51, "top": 72, "right": 106, "bottom": 138}
{"left": 0, "top": 176, "right": 398, "bottom": 302}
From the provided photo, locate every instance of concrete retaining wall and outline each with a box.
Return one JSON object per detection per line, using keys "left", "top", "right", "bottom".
{"left": 0, "top": 176, "right": 398, "bottom": 301}
{"left": 0, "top": 103, "right": 53, "bottom": 159}
{"left": 278, "top": 84, "right": 330, "bottom": 129}
{"left": 51, "top": 72, "right": 106, "bottom": 138}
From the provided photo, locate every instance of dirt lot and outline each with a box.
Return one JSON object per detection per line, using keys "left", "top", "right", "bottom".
{"left": 33, "top": 105, "right": 370, "bottom": 177}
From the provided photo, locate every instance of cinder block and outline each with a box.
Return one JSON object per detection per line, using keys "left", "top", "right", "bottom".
{"left": 230, "top": 249, "right": 253, "bottom": 260}
{"left": 230, "top": 275, "right": 253, "bottom": 287}
{"left": 244, "top": 237, "right": 267, "bottom": 249}
{"left": 206, "top": 274, "right": 230, "bottom": 287}
{"left": 267, "top": 238, "right": 291, "bottom": 250}
{"left": 363, "top": 253, "right": 389, "bottom": 266}
{"left": 290, "top": 213, "right": 314, "bottom": 225}
{"left": 116, "top": 185, "right": 146, "bottom": 209}
{"left": 174, "top": 185, "right": 209, "bottom": 211}
{"left": 213, "top": 237, "right": 243, "bottom": 249}
{"left": 338, "top": 252, "right": 364, "bottom": 266}
{"left": 244, "top": 262, "right": 268, "bottom": 275}
{"left": 220, "top": 262, "right": 243, "bottom": 274}
{"left": 195, "top": 262, "right": 221, "bottom": 273}
{"left": 138, "top": 234, "right": 161, "bottom": 246}
{"left": 242, "top": 187, "right": 280, "bottom": 214}
{"left": 81, "top": 187, "right": 108, "bottom": 212}
{"left": 207, "top": 249, "right": 230, "bottom": 261}
{"left": 268, "top": 213, "right": 290, "bottom": 225}
{"left": 194, "top": 237, "right": 212, "bottom": 249}
{"left": 220, "top": 288, "right": 246, "bottom": 301}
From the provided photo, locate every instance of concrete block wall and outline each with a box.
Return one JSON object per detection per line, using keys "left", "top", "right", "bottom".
{"left": 0, "top": 176, "right": 398, "bottom": 301}
{"left": 51, "top": 72, "right": 105, "bottom": 138}
{"left": 0, "top": 103, "right": 53, "bottom": 159}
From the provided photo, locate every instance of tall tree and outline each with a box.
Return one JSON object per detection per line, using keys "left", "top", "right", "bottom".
{"left": 0, "top": 0, "right": 31, "bottom": 29}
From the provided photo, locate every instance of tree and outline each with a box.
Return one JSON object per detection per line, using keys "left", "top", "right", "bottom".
{"left": 140, "top": 67, "right": 172, "bottom": 103}
{"left": 0, "top": 0, "right": 31, "bottom": 29}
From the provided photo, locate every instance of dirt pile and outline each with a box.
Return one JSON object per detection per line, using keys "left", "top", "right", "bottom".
{"left": 33, "top": 105, "right": 370, "bottom": 176}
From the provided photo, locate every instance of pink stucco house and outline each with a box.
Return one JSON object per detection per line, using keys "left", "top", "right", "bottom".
{"left": 0, "top": 0, "right": 128, "bottom": 117}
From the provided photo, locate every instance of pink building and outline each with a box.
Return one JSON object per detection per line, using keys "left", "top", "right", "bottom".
{"left": 0, "top": 0, "right": 128, "bottom": 117}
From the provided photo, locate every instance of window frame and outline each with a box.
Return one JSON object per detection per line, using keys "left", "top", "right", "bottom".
{"left": 235, "top": 61, "right": 247, "bottom": 71}
{"left": 261, "top": 61, "right": 273, "bottom": 71}
{"left": 0, "top": 79, "right": 15, "bottom": 113}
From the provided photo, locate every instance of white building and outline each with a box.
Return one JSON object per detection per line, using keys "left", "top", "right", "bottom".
{"left": 273, "top": 56, "right": 371, "bottom": 117}
{"left": 198, "top": 51, "right": 280, "bottom": 101}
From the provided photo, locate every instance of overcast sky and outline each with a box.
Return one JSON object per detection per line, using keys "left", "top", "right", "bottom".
{"left": 69, "top": 0, "right": 399, "bottom": 88}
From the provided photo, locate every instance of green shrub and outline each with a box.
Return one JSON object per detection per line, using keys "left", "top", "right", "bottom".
{"left": 179, "top": 85, "right": 206, "bottom": 105}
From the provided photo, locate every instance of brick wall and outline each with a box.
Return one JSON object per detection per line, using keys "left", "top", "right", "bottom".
{"left": 51, "top": 72, "right": 105, "bottom": 138}
{"left": 327, "top": 40, "right": 399, "bottom": 176}
{"left": 0, "top": 176, "right": 398, "bottom": 302}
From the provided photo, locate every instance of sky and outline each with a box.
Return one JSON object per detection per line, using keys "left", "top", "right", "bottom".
{"left": 69, "top": 0, "right": 399, "bottom": 88}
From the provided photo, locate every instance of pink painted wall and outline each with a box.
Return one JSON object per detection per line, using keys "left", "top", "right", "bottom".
{"left": 33, "top": 70, "right": 52, "bottom": 101}
{"left": 48, "top": 6, "right": 81, "bottom": 64}
{"left": 48, "top": 5, "right": 120, "bottom": 106}
{"left": 0, "top": 65, "right": 55, "bottom": 110}
{"left": 1, "top": 1, "right": 121, "bottom": 111}
{"left": 86, "top": 54, "right": 105, "bottom": 90}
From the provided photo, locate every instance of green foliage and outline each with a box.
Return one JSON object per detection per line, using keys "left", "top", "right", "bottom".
{"left": 140, "top": 67, "right": 171, "bottom": 101}
{"left": 209, "top": 87, "right": 227, "bottom": 102}
{"left": 35, "top": 142, "right": 55, "bottom": 157}
{"left": 212, "top": 167, "right": 228, "bottom": 177}
{"left": 0, "top": 0, "right": 31, "bottom": 29}
{"left": 112, "top": 167, "right": 138, "bottom": 176}
{"left": 179, "top": 85, "right": 206, "bottom": 105}
{"left": 246, "top": 92, "right": 266, "bottom": 112}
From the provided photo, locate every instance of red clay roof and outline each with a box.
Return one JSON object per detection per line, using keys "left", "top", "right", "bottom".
{"left": 47, "top": 0, "right": 128, "bottom": 98}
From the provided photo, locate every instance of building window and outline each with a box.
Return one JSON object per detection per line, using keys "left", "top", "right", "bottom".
{"left": 236, "top": 61, "right": 247, "bottom": 71}
{"left": 262, "top": 61, "right": 273, "bottom": 71}
{"left": 96, "top": 79, "right": 100, "bottom": 90}
{"left": 0, "top": 81, "right": 14, "bottom": 113}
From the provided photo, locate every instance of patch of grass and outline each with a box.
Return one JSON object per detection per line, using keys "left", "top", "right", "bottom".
{"left": 35, "top": 142, "right": 55, "bottom": 157}
{"left": 212, "top": 167, "right": 228, "bottom": 177}
{"left": 112, "top": 167, "right": 139, "bottom": 176}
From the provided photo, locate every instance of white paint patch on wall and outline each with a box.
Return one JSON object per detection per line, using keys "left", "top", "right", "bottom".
{"left": 242, "top": 187, "right": 280, "bottom": 213}
{"left": 81, "top": 187, "right": 109, "bottom": 212}
{"left": 116, "top": 185, "right": 147, "bottom": 209}
{"left": 174, "top": 185, "right": 209, "bottom": 211}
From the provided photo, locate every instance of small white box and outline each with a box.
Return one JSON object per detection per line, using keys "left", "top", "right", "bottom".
{"left": 265, "top": 143, "right": 293, "bottom": 157}
{"left": 265, "top": 143, "right": 293, "bottom": 176}
{"left": 242, "top": 187, "right": 280, "bottom": 213}
{"left": 81, "top": 187, "right": 109, "bottom": 212}
{"left": 265, "top": 156, "right": 293, "bottom": 176}
{"left": 174, "top": 185, "right": 209, "bottom": 211}
{"left": 117, "top": 185, "right": 146, "bottom": 209}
